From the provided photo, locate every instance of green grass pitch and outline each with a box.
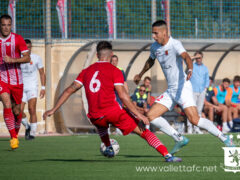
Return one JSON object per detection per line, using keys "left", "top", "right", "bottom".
{"left": 0, "top": 134, "right": 239, "bottom": 180}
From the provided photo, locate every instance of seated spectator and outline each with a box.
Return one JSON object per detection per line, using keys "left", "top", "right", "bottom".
{"left": 131, "top": 85, "right": 149, "bottom": 115}
{"left": 134, "top": 76, "right": 152, "bottom": 106}
{"left": 226, "top": 75, "right": 240, "bottom": 125}
{"left": 213, "top": 78, "right": 231, "bottom": 133}
{"left": 110, "top": 55, "right": 129, "bottom": 106}
{"left": 203, "top": 77, "right": 222, "bottom": 122}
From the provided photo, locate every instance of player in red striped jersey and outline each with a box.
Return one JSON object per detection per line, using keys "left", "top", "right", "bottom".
{"left": 43, "top": 41, "right": 181, "bottom": 162}
{"left": 0, "top": 14, "right": 30, "bottom": 149}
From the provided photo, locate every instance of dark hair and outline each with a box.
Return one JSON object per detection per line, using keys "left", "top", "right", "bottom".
{"left": 233, "top": 75, "right": 240, "bottom": 82}
{"left": 25, "top": 39, "right": 32, "bottom": 44}
{"left": 111, "top": 55, "right": 118, "bottom": 60}
{"left": 139, "top": 84, "right": 146, "bottom": 89}
{"left": 194, "top": 51, "right": 203, "bottom": 57}
{"left": 144, "top": 76, "right": 151, "bottom": 81}
{"left": 152, "top": 20, "right": 167, "bottom": 27}
{"left": 0, "top": 14, "right": 12, "bottom": 23}
{"left": 222, "top": 78, "right": 230, "bottom": 83}
{"left": 96, "top": 41, "right": 112, "bottom": 53}
{"left": 209, "top": 76, "right": 213, "bottom": 81}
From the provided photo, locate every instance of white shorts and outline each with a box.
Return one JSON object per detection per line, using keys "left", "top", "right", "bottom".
{"left": 155, "top": 81, "right": 196, "bottom": 110}
{"left": 22, "top": 88, "right": 38, "bottom": 103}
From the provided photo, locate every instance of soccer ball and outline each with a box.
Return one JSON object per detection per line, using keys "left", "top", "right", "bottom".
{"left": 100, "top": 138, "right": 120, "bottom": 156}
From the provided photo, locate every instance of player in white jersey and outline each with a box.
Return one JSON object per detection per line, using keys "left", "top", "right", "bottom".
{"left": 134, "top": 20, "right": 234, "bottom": 153}
{"left": 20, "top": 39, "right": 46, "bottom": 140}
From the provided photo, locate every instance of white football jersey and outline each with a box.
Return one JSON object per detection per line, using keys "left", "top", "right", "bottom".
{"left": 150, "top": 37, "right": 186, "bottom": 95}
{"left": 20, "top": 53, "right": 43, "bottom": 90}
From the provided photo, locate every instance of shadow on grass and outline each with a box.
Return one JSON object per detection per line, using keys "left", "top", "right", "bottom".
{"left": 28, "top": 158, "right": 162, "bottom": 163}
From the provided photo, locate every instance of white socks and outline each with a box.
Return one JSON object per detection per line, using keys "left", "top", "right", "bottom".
{"left": 151, "top": 117, "right": 183, "bottom": 142}
{"left": 197, "top": 118, "right": 227, "bottom": 142}
{"left": 229, "top": 120, "right": 233, "bottom": 128}
{"left": 30, "top": 123, "right": 37, "bottom": 136}
{"left": 21, "top": 117, "right": 29, "bottom": 129}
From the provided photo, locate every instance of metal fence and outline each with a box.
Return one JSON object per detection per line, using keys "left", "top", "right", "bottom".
{"left": 1, "top": 0, "right": 240, "bottom": 40}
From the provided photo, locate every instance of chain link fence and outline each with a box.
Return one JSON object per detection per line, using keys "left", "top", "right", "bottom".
{"left": 1, "top": 0, "right": 240, "bottom": 40}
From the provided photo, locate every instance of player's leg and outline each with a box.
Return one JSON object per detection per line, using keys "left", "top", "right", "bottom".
{"left": 28, "top": 97, "right": 37, "bottom": 139}
{"left": 10, "top": 84, "right": 24, "bottom": 138}
{"left": 111, "top": 108, "right": 181, "bottom": 161}
{"left": 148, "top": 93, "right": 188, "bottom": 154}
{"left": 148, "top": 93, "right": 185, "bottom": 142}
{"left": 133, "top": 126, "right": 181, "bottom": 162}
{"left": 184, "top": 106, "right": 234, "bottom": 146}
{"left": 1, "top": 92, "right": 16, "bottom": 137}
{"left": 95, "top": 125, "right": 113, "bottom": 157}
{"left": 12, "top": 103, "right": 22, "bottom": 136}
{"left": 0, "top": 92, "right": 19, "bottom": 149}
{"left": 21, "top": 92, "right": 30, "bottom": 130}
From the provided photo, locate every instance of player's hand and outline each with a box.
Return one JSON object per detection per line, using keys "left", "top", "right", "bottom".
{"left": 40, "top": 89, "right": 45, "bottom": 99}
{"left": 134, "top": 74, "right": 141, "bottom": 85}
{"left": 43, "top": 109, "right": 55, "bottom": 120}
{"left": 186, "top": 69, "right": 192, "bottom": 80}
{"left": 137, "top": 114, "right": 149, "bottom": 125}
{"left": 3, "top": 56, "right": 14, "bottom": 63}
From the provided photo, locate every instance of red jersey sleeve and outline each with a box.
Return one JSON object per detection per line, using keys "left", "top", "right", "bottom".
{"left": 16, "top": 34, "right": 28, "bottom": 53}
{"left": 75, "top": 69, "right": 85, "bottom": 85}
{"left": 113, "top": 67, "right": 124, "bottom": 86}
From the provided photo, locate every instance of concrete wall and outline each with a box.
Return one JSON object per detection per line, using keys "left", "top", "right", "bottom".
{"left": 0, "top": 41, "right": 239, "bottom": 135}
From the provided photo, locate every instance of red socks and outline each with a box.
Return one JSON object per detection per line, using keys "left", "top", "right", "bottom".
{"left": 4, "top": 108, "right": 17, "bottom": 138}
{"left": 15, "top": 113, "right": 22, "bottom": 135}
{"left": 97, "top": 127, "right": 111, "bottom": 147}
{"left": 141, "top": 129, "right": 168, "bottom": 156}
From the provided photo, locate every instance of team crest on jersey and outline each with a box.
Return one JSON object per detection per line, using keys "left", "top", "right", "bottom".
{"left": 155, "top": 49, "right": 164, "bottom": 57}
{"left": 165, "top": 50, "right": 168, "bottom": 55}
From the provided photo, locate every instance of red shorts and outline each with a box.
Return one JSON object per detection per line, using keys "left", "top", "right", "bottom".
{"left": 91, "top": 107, "right": 138, "bottom": 136}
{"left": 0, "top": 81, "right": 23, "bottom": 105}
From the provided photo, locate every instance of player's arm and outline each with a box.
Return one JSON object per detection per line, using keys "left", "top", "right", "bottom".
{"left": 123, "top": 82, "right": 129, "bottom": 94}
{"left": 4, "top": 51, "right": 30, "bottom": 64}
{"left": 134, "top": 56, "right": 155, "bottom": 85}
{"left": 115, "top": 85, "right": 149, "bottom": 125}
{"left": 39, "top": 68, "right": 46, "bottom": 99}
{"left": 181, "top": 52, "right": 193, "bottom": 80}
{"left": 43, "top": 81, "right": 82, "bottom": 120}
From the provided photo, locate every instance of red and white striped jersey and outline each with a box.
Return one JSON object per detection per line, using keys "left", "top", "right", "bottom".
{"left": 0, "top": 33, "right": 28, "bottom": 85}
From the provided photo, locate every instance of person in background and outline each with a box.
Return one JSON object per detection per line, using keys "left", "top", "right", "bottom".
{"left": 189, "top": 51, "right": 209, "bottom": 134}
{"left": 110, "top": 55, "right": 128, "bottom": 135}
{"left": 0, "top": 14, "right": 30, "bottom": 149}
{"left": 203, "top": 77, "right": 222, "bottom": 122}
{"left": 134, "top": 76, "right": 152, "bottom": 106}
{"left": 226, "top": 75, "right": 240, "bottom": 124}
{"left": 213, "top": 78, "right": 231, "bottom": 133}
{"left": 131, "top": 85, "right": 149, "bottom": 115}
{"left": 20, "top": 39, "right": 46, "bottom": 140}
